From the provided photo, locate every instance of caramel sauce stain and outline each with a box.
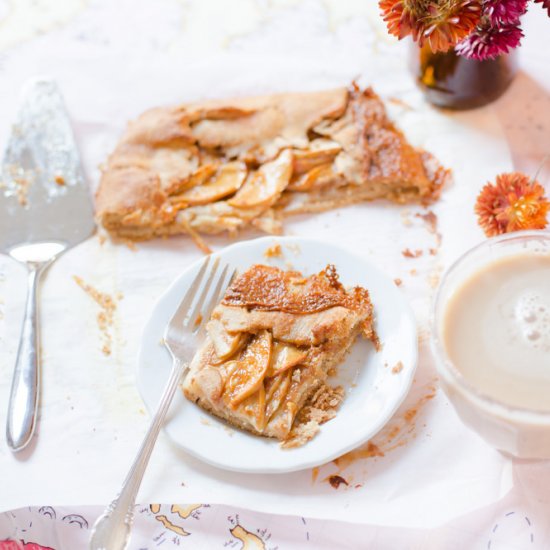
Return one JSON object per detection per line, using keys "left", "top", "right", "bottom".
{"left": 311, "top": 466, "right": 320, "bottom": 483}
{"left": 327, "top": 386, "right": 437, "bottom": 474}
{"left": 333, "top": 442, "right": 384, "bottom": 470}
{"left": 327, "top": 474, "right": 349, "bottom": 489}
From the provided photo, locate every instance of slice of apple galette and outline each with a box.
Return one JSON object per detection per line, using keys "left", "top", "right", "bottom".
{"left": 182, "top": 263, "right": 377, "bottom": 447}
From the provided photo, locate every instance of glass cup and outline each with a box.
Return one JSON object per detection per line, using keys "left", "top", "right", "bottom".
{"left": 431, "top": 230, "right": 550, "bottom": 459}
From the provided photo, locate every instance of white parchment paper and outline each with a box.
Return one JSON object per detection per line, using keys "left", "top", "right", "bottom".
{"left": 0, "top": 0, "right": 530, "bottom": 532}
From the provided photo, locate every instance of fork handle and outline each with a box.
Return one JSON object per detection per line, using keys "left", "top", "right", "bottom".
{"left": 89, "top": 357, "right": 187, "bottom": 550}
{"left": 6, "top": 262, "right": 46, "bottom": 452}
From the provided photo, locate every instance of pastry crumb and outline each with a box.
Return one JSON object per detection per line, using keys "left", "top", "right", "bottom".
{"left": 282, "top": 384, "right": 344, "bottom": 448}
{"left": 327, "top": 475, "right": 349, "bottom": 489}
{"left": 387, "top": 96, "right": 413, "bottom": 110}
{"left": 391, "top": 361, "right": 404, "bottom": 374}
{"left": 263, "top": 244, "right": 283, "bottom": 258}
{"left": 73, "top": 275, "right": 119, "bottom": 356}
{"left": 416, "top": 210, "right": 438, "bottom": 233}
{"left": 54, "top": 174, "right": 65, "bottom": 186}
{"left": 394, "top": 278, "right": 402, "bottom": 286}
{"left": 402, "top": 248, "right": 423, "bottom": 258}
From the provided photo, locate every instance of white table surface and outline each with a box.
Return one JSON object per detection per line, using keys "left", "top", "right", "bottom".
{"left": 0, "top": 1, "right": 549, "bottom": 549}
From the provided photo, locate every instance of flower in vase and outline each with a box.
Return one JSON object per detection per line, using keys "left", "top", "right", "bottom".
{"left": 534, "top": 0, "right": 550, "bottom": 16}
{"left": 378, "top": 0, "right": 482, "bottom": 52}
{"left": 484, "top": 0, "right": 529, "bottom": 24}
{"left": 455, "top": 18, "right": 524, "bottom": 58}
{"left": 475, "top": 172, "right": 550, "bottom": 237}
{"left": 380, "top": 0, "right": 549, "bottom": 60}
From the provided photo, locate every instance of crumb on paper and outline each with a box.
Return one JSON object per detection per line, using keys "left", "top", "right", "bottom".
{"left": 282, "top": 384, "right": 344, "bottom": 449}
{"left": 392, "top": 361, "right": 404, "bottom": 374}
{"left": 123, "top": 239, "right": 138, "bottom": 251}
{"left": 402, "top": 248, "right": 423, "bottom": 258}
{"left": 429, "top": 248, "right": 437, "bottom": 256}
{"left": 416, "top": 210, "right": 438, "bottom": 233}
{"left": 311, "top": 467, "right": 320, "bottom": 483}
{"left": 54, "top": 174, "right": 65, "bottom": 186}
{"left": 332, "top": 386, "right": 437, "bottom": 471}
{"left": 327, "top": 474, "right": 349, "bottom": 489}
{"left": 387, "top": 96, "right": 413, "bottom": 110}
{"left": 394, "top": 278, "right": 402, "bottom": 287}
{"left": 97, "top": 232, "right": 107, "bottom": 246}
{"left": 410, "top": 269, "right": 417, "bottom": 276}
{"left": 73, "top": 275, "right": 119, "bottom": 356}
{"left": 416, "top": 210, "right": 442, "bottom": 245}
{"left": 200, "top": 417, "right": 211, "bottom": 426}
{"left": 263, "top": 244, "right": 283, "bottom": 258}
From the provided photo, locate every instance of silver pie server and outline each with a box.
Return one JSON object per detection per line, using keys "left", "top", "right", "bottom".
{"left": 1, "top": 78, "right": 95, "bottom": 452}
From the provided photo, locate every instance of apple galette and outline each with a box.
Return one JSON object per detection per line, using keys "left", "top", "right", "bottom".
{"left": 96, "top": 84, "right": 449, "bottom": 250}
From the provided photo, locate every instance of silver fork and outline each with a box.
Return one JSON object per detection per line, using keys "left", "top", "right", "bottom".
{"left": 89, "top": 256, "right": 234, "bottom": 550}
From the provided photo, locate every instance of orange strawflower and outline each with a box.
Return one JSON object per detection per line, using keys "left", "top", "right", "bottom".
{"left": 475, "top": 172, "right": 550, "bottom": 237}
{"left": 379, "top": 0, "right": 482, "bottom": 52}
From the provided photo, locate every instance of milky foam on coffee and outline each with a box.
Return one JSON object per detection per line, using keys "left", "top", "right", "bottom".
{"left": 443, "top": 254, "right": 550, "bottom": 412}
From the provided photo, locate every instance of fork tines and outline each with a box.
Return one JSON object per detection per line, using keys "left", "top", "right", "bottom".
{"left": 170, "top": 256, "right": 236, "bottom": 333}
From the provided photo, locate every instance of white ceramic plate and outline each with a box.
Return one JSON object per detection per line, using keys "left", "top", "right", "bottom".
{"left": 137, "top": 236, "right": 417, "bottom": 473}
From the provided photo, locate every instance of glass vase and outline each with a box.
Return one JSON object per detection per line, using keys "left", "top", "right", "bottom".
{"left": 410, "top": 43, "right": 518, "bottom": 110}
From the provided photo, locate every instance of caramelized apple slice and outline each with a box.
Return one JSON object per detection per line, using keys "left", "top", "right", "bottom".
{"left": 171, "top": 163, "right": 218, "bottom": 197}
{"left": 292, "top": 140, "right": 341, "bottom": 175}
{"left": 207, "top": 318, "right": 248, "bottom": 361}
{"left": 228, "top": 150, "right": 292, "bottom": 209}
{"left": 225, "top": 330, "right": 272, "bottom": 407}
{"left": 266, "top": 342, "right": 307, "bottom": 378}
{"left": 265, "top": 370, "right": 292, "bottom": 422}
{"left": 287, "top": 164, "right": 339, "bottom": 192}
{"left": 177, "top": 162, "right": 247, "bottom": 206}
{"left": 237, "top": 382, "right": 267, "bottom": 432}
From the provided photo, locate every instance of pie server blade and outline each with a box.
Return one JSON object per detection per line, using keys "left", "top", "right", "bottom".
{"left": 0, "top": 78, "right": 95, "bottom": 452}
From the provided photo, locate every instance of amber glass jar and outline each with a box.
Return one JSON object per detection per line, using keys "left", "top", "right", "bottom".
{"left": 410, "top": 43, "right": 518, "bottom": 110}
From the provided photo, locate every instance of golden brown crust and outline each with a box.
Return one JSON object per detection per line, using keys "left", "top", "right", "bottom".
{"left": 96, "top": 85, "right": 450, "bottom": 243}
{"left": 222, "top": 263, "right": 373, "bottom": 315}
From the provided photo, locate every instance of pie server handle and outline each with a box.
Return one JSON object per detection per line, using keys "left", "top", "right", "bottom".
{"left": 6, "top": 263, "right": 44, "bottom": 452}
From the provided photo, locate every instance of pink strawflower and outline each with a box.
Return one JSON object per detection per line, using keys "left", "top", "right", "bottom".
{"left": 483, "top": 0, "right": 528, "bottom": 25}
{"left": 534, "top": 0, "right": 550, "bottom": 16}
{"left": 455, "top": 19, "right": 524, "bottom": 59}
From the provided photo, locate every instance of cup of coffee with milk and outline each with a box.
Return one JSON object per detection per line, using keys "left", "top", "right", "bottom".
{"left": 431, "top": 230, "right": 550, "bottom": 459}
